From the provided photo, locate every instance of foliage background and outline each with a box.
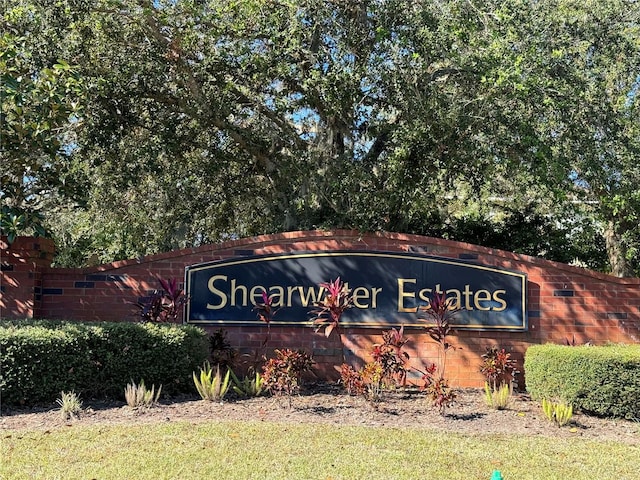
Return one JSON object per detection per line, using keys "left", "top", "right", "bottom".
{"left": 2, "top": 0, "right": 639, "bottom": 275}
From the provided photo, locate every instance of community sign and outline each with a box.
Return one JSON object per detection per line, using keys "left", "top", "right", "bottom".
{"left": 184, "top": 251, "right": 527, "bottom": 330}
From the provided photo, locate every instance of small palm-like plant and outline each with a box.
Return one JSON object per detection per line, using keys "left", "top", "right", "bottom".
{"left": 340, "top": 363, "right": 366, "bottom": 396}
{"left": 480, "top": 347, "right": 517, "bottom": 389}
{"left": 230, "top": 369, "right": 264, "bottom": 397}
{"left": 124, "top": 380, "right": 162, "bottom": 408}
{"left": 480, "top": 346, "right": 517, "bottom": 410}
{"left": 56, "top": 391, "right": 83, "bottom": 420}
{"left": 193, "top": 361, "right": 231, "bottom": 402}
{"left": 372, "top": 326, "right": 411, "bottom": 388}
{"left": 254, "top": 291, "right": 278, "bottom": 327}
{"left": 542, "top": 398, "right": 574, "bottom": 427}
{"left": 484, "top": 382, "right": 511, "bottom": 410}
{"left": 253, "top": 291, "right": 279, "bottom": 350}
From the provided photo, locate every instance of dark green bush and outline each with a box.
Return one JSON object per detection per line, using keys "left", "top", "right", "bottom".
{"left": 524, "top": 344, "right": 640, "bottom": 419}
{"left": 0, "top": 320, "right": 208, "bottom": 406}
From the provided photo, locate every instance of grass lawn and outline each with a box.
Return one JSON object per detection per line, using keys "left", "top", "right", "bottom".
{"left": 1, "top": 420, "right": 638, "bottom": 479}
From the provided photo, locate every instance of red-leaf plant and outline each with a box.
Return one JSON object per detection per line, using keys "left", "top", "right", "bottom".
{"left": 310, "top": 277, "right": 354, "bottom": 366}
{"left": 340, "top": 326, "right": 410, "bottom": 402}
{"left": 254, "top": 291, "right": 278, "bottom": 326}
{"left": 340, "top": 364, "right": 366, "bottom": 396}
{"left": 372, "top": 326, "right": 411, "bottom": 388}
{"left": 261, "top": 348, "right": 314, "bottom": 407}
{"left": 417, "top": 291, "right": 460, "bottom": 414}
{"left": 421, "top": 364, "right": 455, "bottom": 415}
{"left": 310, "top": 277, "right": 353, "bottom": 338}
{"left": 253, "top": 291, "right": 279, "bottom": 349}
{"left": 135, "top": 277, "right": 188, "bottom": 322}
{"left": 480, "top": 346, "right": 517, "bottom": 391}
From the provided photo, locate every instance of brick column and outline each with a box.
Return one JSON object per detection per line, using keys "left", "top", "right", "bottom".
{"left": 0, "top": 236, "right": 55, "bottom": 319}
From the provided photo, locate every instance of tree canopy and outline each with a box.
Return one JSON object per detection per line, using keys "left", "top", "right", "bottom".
{"left": 1, "top": 14, "right": 84, "bottom": 242}
{"left": 2, "top": 0, "right": 638, "bottom": 275}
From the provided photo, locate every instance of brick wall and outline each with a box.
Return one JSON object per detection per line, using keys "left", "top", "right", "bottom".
{"left": 2, "top": 230, "right": 639, "bottom": 387}
{"left": 1, "top": 236, "right": 56, "bottom": 319}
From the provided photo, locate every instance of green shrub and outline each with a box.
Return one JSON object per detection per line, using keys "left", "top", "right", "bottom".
{"left": 524, "top": 344, "right": 640, "bottom": 419}
{"left": 0, "top": 319, "right": 208, "bottom": 406}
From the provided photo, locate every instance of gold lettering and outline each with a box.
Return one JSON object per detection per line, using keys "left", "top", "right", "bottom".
{"left": 493, "top": 290, "right": 507, "bottom": 311}
{"left": 206, "top": 275, "right": 510, "bottom": 317}
{"left": 297, "top": 285, "right": 326, "bottom": 307}
{"left": 462, "top": 284, "right": 473, "bottom": 310}
{"left": 287, "top": 286, "right": 297, "bottom": 307}
{"left": 352, "top": 286, "right": 370, "bottom": 309}
{"left": 446, "top": 288, "right": 462, "bottom": 310}
{"left": 206, "top": 275, "right": 227, "bottom": 309}
{"left": 397, "top": 278, "right": 417, "bottom": 313}
{"left": 371, "top": 287, "right": 382, "bottom": 308}
{"left": 269, "top": 286, "right": 285, "bottom": 307}
{"left": 230, "top": 279, "right": 247, "bottom": 307}
{"left": 418, "top": 288, "right": 432, "bottom": 308}
{"left": 473, "top": 290, "right": 491, "bottom": 312}
{"left": 249, "top": 285, "right": 267, "bottom": 306}
{"left": 474, "top": 289, "right": 492, "bottom": 311}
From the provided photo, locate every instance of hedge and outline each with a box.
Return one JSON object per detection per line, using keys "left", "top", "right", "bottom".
{"left": 524, "top": 344, "right": 640, "bottom": 419}
{"left": 0, "top": 320, "right": 208, "bottom": 406}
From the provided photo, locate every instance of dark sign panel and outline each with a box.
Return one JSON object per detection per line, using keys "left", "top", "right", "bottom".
{"left": 185, "top": 251, "right": 527, "bottom": 330}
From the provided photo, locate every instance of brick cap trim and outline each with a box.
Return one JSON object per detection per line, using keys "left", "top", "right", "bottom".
{"left": 39, "top": 229, "right": 640, "bottom": 286}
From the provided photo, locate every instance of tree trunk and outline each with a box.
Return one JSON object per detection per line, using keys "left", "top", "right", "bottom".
{"left": 603, "top": 219, "right": 633, "bottom": 277}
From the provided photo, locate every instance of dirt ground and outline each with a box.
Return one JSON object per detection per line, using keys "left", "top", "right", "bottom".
{"left": 1, "top": 385, "right": 638, "bottom": 445}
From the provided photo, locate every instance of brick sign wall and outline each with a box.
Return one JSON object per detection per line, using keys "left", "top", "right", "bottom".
{"left": 2, "top": 231, "right": 639, "bottom": 387}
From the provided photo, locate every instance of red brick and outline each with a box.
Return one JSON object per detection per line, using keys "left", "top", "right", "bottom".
{"left": 3, "top": 231, "right": 640, "bottom": 385}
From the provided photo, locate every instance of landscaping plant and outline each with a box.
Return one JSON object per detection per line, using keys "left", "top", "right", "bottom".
{"left": 208, "top": 328, "right": 238, "bottom": 369}
{"left": 372, "top": 326, "right": 410, "bottom": 388}
{"left": 250, "top": 291, "right": 279, "bottom": 361}
{"left": 124, "top": 380, "right": 162, "bottom": 408}
{"left": 339, "top": 362, "right": 388, "bottom": 403}
{"left": 542, "top": 398, "right": 574, "bottom": 427}
{"left": 261, "top": 348, "right": 313, "bottom": 406}
{"left": 193, "top": 361, "right": 231, "bottom": 402}
{"left": 340, "top": 363, "right": 366, "bottom": 396}
{"left": 254, "top": 291, "right": 279, "bottom": 334}
{"left": 0, "top": 320, "right": 208, "bottom": 406}
{"left": 480, "top": 346, "right": 517, "bottom": 409}
{"left": 339, "top": 326, "right": 410, "bottom": 402}
{"left": 420, "top": 363, "right": 456, "bottom": 414}
{"left": 230, "top": 369, "right": 264, "bottom": 397}
{"left": 56, "top": 391, "right": 83, "bottom": 420}
{"left": 525, "top": 344, "right": 640, "bottom": 419}
{"left": 135, "top": 277, "right": 188, "bottom": 323}
{"left": 418, "top": 291, "right": 459, "bottom": 414}
{"left": 484, "top": 382, "right": 511, "bottom": 410}
{"left": 360, "top": 361, "right": 384, "bottom": 402}
{"left": 310, "top": 277, "right": 353, "bottom": 338}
